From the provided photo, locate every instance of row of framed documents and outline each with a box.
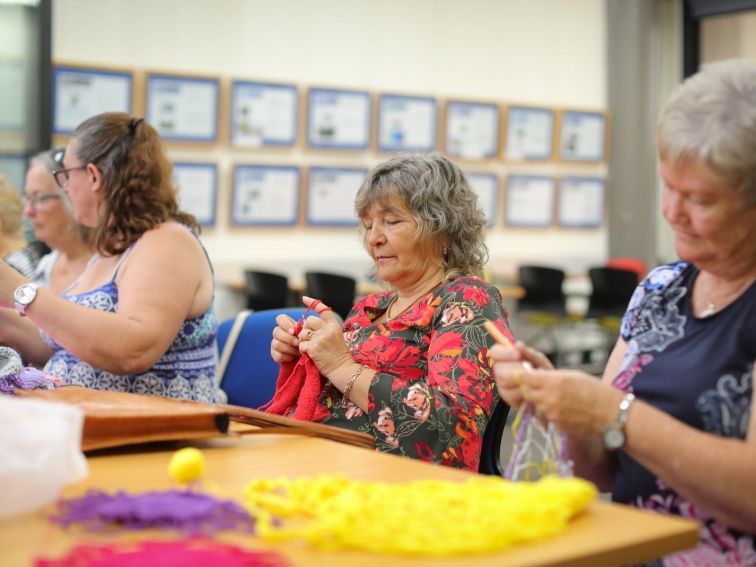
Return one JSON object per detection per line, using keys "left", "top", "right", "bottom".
{"left": 52, "top": 64, "right": 609, "bottom": 162}
{"left": 173, "top": 163, "right": 605, "bottom": 230}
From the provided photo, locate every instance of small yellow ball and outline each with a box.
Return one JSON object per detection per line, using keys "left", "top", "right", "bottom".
{"left": 169, "top": 447, "right": 206, "bottom": 483}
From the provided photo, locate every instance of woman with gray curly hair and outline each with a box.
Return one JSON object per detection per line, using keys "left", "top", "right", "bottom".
{"left": 272, "top": 153, "right": 512, "bottom": 471}
{"left": 493, "top": 59, "right": 756, "bottom": 562}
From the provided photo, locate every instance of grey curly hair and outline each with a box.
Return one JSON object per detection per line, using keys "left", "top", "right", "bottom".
{"left": 657, "top": 58, "right": 756, "bottom": 207}
{"left": 354, "top": 153, "right": 488, "bottom": 280}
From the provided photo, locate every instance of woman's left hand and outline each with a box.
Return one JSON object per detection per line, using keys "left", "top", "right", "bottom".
{"left": 298, "top": 296, "right": 353, "bottom": 377}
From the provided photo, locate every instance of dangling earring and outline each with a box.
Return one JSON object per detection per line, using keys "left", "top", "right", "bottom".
{"left": 443, "top": 246, "right": 448, "bottom": 256}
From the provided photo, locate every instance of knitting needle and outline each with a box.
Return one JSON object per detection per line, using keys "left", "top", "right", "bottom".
{"left": 483, "top": 321, "right": 534, "bottom": 373}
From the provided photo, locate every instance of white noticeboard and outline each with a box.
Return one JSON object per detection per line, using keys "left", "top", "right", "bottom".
{"left": 307, "top": 167, "right": 367, "bottom": 226}
{"left": 231, "top": 81, "right": 298, "bottom": 147}
{"left": 466, "top": 172, "right": 499, "bottom": 227}
{"left": 147, "top": 75, "right": 219, "bottom": 142}
{"left": 232, "top": 165, "right": 300, "bottom": 226}
{"left": 53, "top": 67, "right": 132, "bottom": 134}
{"left": 505, "top": 175, "right": 555, "bottom": 228}
{"left": 558, "top": 177, "right": 605, "bottom": 228}
{"left": 173, "top": 162, "right": 217, "bottom": 227}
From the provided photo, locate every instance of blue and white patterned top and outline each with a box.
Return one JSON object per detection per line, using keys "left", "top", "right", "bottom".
{"left": 41, "top": 228, "right": 219, "bottom": 403}
{"left": 613, "top": 261, "right": 755, "bottom": 565}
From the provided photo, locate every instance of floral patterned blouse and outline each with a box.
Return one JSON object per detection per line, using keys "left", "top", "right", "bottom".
{"left": 318, "top": 275, "right": 513, "bottom": 472}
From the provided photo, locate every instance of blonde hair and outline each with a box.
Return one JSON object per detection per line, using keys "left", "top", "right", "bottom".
{"left": 0, "top": 175, "right": 24, "bottom": 237}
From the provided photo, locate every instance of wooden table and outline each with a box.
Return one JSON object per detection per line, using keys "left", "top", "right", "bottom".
{"left": 1, "top": 434, "right": 698, "bottom": 566}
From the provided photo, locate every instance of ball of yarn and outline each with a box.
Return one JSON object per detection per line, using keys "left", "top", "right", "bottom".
{"left": 169, "top": 448, "right": 205, "bottom": 483}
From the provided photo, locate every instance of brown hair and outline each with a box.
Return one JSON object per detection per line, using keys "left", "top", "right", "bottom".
{"left": 0, "top": 175, "right": 24, "bottom": 237}
{"left": 71, "top": 112, "right": 198, "bottom": 255}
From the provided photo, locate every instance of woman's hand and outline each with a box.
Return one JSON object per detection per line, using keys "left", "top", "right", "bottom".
{"left": 490, "top": 341, "right": 553, "bottom": 409}
{"left": 270, "top": 313, "right": 302, "bottom": 364}
{"left": 297, "top": 296, "right": 352, "bottom": 378}
{"left": 499, "top": 364, "right": 620, "bottom": 438}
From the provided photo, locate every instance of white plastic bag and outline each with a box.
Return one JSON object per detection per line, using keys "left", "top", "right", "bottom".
{"left": 0, "top": 395, "right": 88, "bottom": 518}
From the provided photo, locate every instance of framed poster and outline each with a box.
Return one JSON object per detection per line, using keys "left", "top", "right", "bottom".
{"left": 446, "top": 101, "right": 499, "bottom": 159}
{"left": 146, "top": 74, "right": 219, "bottom": 142}
{"left": 307, "top": 88, "right": 371, "bottom": 150}
{"left": 504, "top": 175, "right": 555, "bottom": 228}
{"left": 173, "top": 162, "right": 217, "bottom": 227}
{"left": 377, "top": 94, "right": 437, "bottom": 153}
{"left": 230, "top": 80, "right": 298, "bottom": 147}
{"left": 504, "top": 106, "right": 555, "bottom": 160}
{"left": 232, "top": 165, "right": 300, "bottom": 226}
{"left": 0, "top": 154, "right": 26, "bottom": 192}
{"left": 559, "top": 110, "right": 607, "bottom": 162}
{"left": 306, "top": 166, "right": 368, "bottom": 226}
{"left": 53, "top": 66, "right": 133, "bottom": 135}
{"left": 558, "top": 177, "right": 605, "bottom": 228}
{"left": 466, "top": 172, "right": 499, "bottom": 227}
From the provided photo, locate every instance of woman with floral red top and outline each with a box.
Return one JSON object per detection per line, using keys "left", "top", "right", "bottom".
{"left": 271, "top": 153, "right": 512, "bottom": 471}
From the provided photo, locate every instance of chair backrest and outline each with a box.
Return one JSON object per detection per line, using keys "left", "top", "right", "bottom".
{"left": 586, "top": 267, "right": 639, "bottom": 319}
{"left": 243, "top": 270, "right": 290, "bottom": 312}
{"left": 216, "top": 307, "right": 307, "bottom": 409}
{"left": 478, "top": 401, "right": 511, "bottom": 475}
{"left": 516, "top": 265, "right": 567, "bottom": 317}
{"left": 606, "top": 257, "right": 647, "bottom": 283}
{"left": 304, "top": 271, "right": 357, "bottom": 321}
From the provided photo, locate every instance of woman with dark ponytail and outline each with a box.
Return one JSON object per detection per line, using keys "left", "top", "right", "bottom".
{"left": 0, "top": 112, "right": 219, "bottom": 402}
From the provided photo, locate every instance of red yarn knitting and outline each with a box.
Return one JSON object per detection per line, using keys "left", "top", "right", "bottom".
{"left": 260, "top": 301, "right": 331, "bottom": 422}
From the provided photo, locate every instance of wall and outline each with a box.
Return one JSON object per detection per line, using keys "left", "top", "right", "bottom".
{"left": 52, "top": 0, "right": 608, "bottom": 317}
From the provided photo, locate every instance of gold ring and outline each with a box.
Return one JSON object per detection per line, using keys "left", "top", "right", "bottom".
{"left": 305, "top": 329, "right": 314, "bottom": 341}
{"left": 513, "top": 367, "right": 522, "bottom": 386}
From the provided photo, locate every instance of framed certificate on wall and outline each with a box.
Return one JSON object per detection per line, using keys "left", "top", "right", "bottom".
{"left": 146, "top": 74, "right": 220, "bottom": 142}
{"left": 558, "top": 176, "right": 605, "bottom": 228}
{"left": 232, "top": 165, "right": 300, "bottom": 226}
{"left": 306, "top": 166, "right": 368, "bottom": 226}
{"left": 173, "top": 162, "right": 217, "bottom": 227}
{"left": 377, "top": 94, "right": 437, "bottom": 153}
{"left": 558, "top": 110, "right": 608, "bottom": 162}
{"left": 446, "top": 101, "right": 499, "bottom": 159}
{"left": 307, "top": 88, "right": 371, "bottom": 150}
{"left": 53, "top": 66, "right": 133, "bottom": 135}
{"left": 504, "top": 105, "right": 555, "bottom": 161}
{"left": 230, "top": 80, "right": 298, "bottom": 147}
{"left": 504, "top": 174, "right": 555, "bottom": 228}
{"left": 466, "top": 172, "right": 499, "bottom": 227}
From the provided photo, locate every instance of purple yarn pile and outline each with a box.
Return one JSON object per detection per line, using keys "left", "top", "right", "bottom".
{"left": 51, "top": 490, "right": 255, "bottom": 535}
{"left": 0, "top": 367, "right": 58, "bottom": 395}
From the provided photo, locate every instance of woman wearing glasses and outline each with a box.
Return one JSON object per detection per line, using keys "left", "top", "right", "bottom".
{"left": 0, "top": 112, "right": 218, "bottom": 402}
{"left": 25, "top": 149, "right": 95, "bottom": 294}
{"left": 0, "top": 150, "right": 96, "bottom": 365}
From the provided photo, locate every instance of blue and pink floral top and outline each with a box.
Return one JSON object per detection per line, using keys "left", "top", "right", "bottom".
{"left": 613, "top": 261, "right": 755, "bottom": 565}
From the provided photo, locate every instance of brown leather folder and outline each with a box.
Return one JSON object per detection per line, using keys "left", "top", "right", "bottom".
{"left": 16, "top": 386, "right": 375, "bottom": 452}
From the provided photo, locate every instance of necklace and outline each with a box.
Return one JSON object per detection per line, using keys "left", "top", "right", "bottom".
{"left": 702, "top": 301, "right": 716, "bottom": 317}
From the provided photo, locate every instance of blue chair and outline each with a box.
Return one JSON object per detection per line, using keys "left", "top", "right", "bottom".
{"left": 216, "top": 307, "right": 308, "bottom": 409}
{"left": 478, "top": 400, "right": 511, "bottom": 476}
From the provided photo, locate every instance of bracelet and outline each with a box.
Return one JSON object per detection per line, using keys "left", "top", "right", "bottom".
{"left": 342, "top": 365, "right": 366, "bottom": 405}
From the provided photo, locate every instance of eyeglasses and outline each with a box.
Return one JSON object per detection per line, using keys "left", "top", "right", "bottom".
{"left": 51, "top": 166, "right": 87, "bottom": 189}
{"left": 23, "top": 194, "right": 63, "bottom": 208}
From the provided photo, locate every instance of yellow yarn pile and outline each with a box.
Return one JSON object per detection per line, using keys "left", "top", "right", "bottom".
{"left": 243, "top": 474, "right": 596, "bottom": 556}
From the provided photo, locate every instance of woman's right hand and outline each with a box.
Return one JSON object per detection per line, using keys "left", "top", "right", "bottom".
{"left": 271, "top": 314, "right": 302, "bottom": 363}
{"left": 489, "top": 341, "right": 553, "bottom": 409}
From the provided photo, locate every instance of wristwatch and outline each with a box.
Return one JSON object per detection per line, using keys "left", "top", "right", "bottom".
{"left": 602, "top": 392, "right": 636, "bottom": 451}
{"left": 14, "top": 283, "right": 39, "bottom": 316}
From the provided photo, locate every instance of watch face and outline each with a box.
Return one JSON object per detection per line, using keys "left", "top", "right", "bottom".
{"left": 603, "top": 427, "right": 625, "bottom": 450}
{"left": 15, "top": 284, "right": 37, "bottom": 305}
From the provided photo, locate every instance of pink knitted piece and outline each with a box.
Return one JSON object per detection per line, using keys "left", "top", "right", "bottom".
{"left": 35, "top": 538, "right": 290, "bottom": 567}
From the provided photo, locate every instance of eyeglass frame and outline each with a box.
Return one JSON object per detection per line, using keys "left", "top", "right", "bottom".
{"left": 51, "top": 165, "right": 88, "bottom": 189}
{"left": 23, "top": 193, "right": 63, "bottom": 208}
